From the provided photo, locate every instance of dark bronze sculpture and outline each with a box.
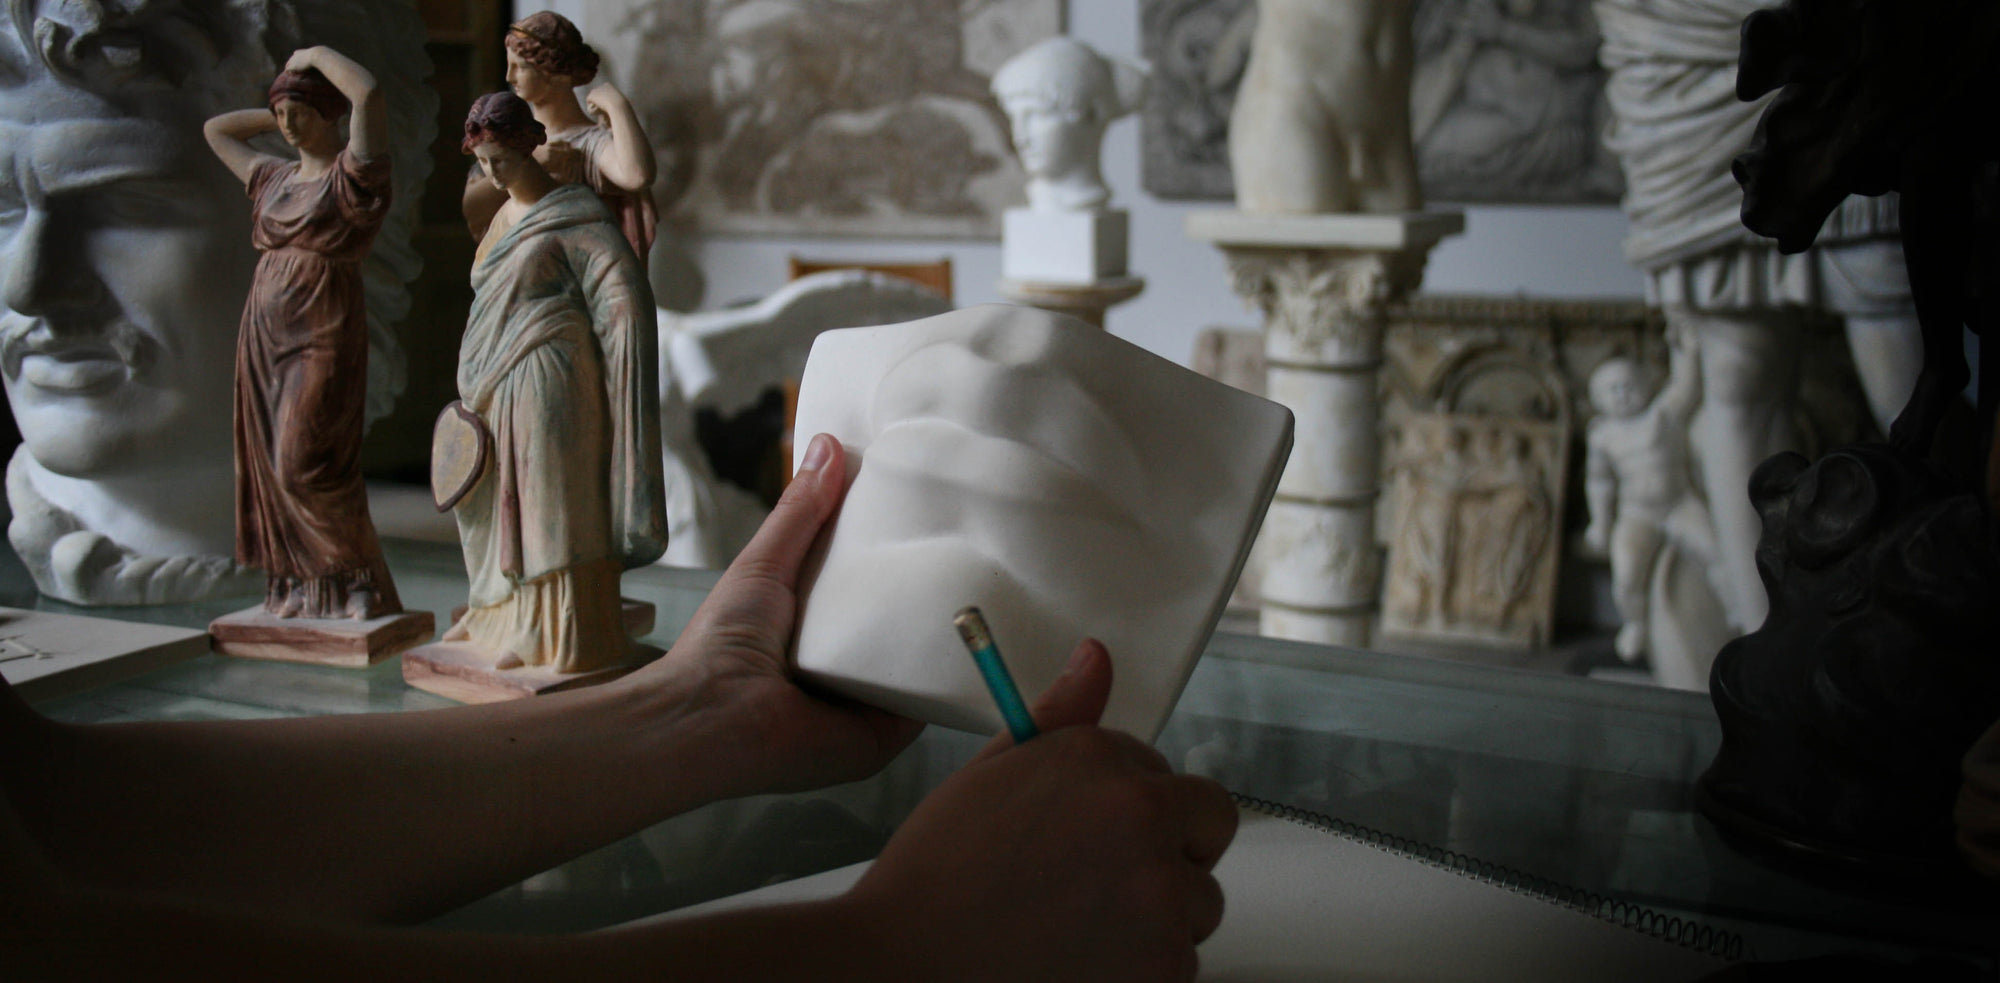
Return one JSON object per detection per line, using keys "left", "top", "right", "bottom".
{"left": 1699, "top": 0, "right": 2000, "bottom": 883}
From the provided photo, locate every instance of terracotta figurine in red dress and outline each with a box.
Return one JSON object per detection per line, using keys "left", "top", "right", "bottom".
{"left": 201, "top": 46, "right": 432, "bottom": 664}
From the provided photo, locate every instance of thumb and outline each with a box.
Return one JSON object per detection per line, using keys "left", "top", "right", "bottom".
{"left": 971, "top": 638, "right": 1112, "bottom": 763}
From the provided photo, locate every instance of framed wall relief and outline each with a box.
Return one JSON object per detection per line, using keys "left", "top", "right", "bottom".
{"left": 1381, "top": 412, "right": 1568, "bottom": 650}
{"left": 1140, "top": 0, "right": 1624, "bottom": 204}
{"left": 580, "top": 0, "right": 1063, "bottom": 239}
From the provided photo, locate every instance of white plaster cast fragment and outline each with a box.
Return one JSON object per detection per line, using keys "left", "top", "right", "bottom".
{"left": 791, "top": 305, "right": 1293, "bottom": 740}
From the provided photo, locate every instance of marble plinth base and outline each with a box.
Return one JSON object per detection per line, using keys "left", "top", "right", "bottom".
{"left": 998, "top": 276, "right": 1145, "bottom": 329}
{"left": 1002, "top": 208, "right": 1128, "bottom": 282}
{"left": 209, "top": 607, "right": 436, "bottom": 668}
{"left": 448, "top": 598, "right": 656, "bottom": 639}
{"left": 1187, "top": 209, "right": 1464, "bottom": 647}
{"left": 401, "top": 640, "right": 665, "bottom": 704}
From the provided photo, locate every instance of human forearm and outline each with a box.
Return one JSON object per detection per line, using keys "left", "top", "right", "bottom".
{"left": 8, "top": 673, "right": 739, "bottom": 924}
{"left": 13, "top": 874, "right": 909, "bottom": 983}
{"left": 1586, "top": 474, "right": 1616, "bottom": 535}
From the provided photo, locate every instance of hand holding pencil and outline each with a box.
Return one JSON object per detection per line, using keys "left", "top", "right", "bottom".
{"left": 845, "top": 636, "right": 1239, "bottom": 982}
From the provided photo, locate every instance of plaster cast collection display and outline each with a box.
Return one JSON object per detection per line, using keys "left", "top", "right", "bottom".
{"left": 0, "top": 1, "right": 1982, "bottom": 731}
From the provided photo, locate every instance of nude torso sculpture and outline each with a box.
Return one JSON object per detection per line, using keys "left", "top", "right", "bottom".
{"left": 1228, "top": 0, "right": 1422, "bottom": 214}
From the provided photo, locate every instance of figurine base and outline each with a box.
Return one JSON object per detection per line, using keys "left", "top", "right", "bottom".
{"left": 400, "top": 639, "right": 665, "bottom": 704}
{"left": 209, "top": 607, "right": 436, "bottom": 668}
{"left": 448, "top": 598, "right": 656, "bottom": 639}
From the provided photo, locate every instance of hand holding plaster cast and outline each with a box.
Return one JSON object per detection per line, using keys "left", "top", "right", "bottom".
{"left": 0, "top": 0, "right": 433, "bottom": 606}
{"left": 1585, "top": 323, "right": 1717, "bottom": 664}
{"left": 991, "top": 37, "right": 1148, "bottom": 214}
{"left": 464, "top": 11, "right": 658, "bottom": 261}
{"left": 1228, "top": 0, "right": 1423, "bottom": 214}
{"left": 791, "top": 305, "right": 1292, "bottom": 740}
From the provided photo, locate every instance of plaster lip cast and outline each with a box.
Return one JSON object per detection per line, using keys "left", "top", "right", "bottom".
{"left": 792, "top": 305, "right": 1293, "bottom": 741}
{"left": 870, "top": 337, "right": 1146, "bottom": 523}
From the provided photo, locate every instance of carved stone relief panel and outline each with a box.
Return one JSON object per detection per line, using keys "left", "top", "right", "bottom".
{"left": 1140, "top": 0, "right": 1623, "bottom": 204}
{"left": 1380, "top": 412, "right": 1568, "bottom": 649}
{"left": 575, "top": 0, "right": 1062, "bottom": 238}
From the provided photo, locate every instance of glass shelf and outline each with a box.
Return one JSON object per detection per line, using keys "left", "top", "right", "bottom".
{"left": 12, "top": 536, "right": 1996, "bottom": 966}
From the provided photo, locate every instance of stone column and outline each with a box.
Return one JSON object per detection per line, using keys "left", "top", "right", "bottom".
{"left": 1188, "top": 212, "right": 1463, "bottom": 647}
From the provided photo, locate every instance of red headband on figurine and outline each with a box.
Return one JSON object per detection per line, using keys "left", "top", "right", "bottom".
{"left": 267, "top": 68, "right": 349, "bottom": 121}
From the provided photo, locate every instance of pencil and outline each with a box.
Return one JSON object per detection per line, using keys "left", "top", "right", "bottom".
{"left": 953, "top": 606, "right": 1040, "bottom": 743}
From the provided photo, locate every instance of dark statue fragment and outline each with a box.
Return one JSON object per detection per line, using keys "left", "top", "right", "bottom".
{"left": 1699, "top": 0, "right": 2000, "bottom": 883}
{"left": 1731, "top": 0, "right": 1999, "bottom": 460}
{"left": 1699, "top": 448, "right": 2000, "bottom": 876}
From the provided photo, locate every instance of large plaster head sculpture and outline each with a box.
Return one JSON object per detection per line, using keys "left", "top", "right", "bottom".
{"left": 791, "top": 305, "right": 1293, "bottom": 740}
{"left": 0, "top": 0, "right": 435, "bottom": 605}
{"left": 990, "top": 38, "right": 1148, "bottom": 213}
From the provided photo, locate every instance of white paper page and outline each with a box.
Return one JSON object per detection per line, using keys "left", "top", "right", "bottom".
{"left": 647, "top": 807, "right": 1730, "bottom": 982}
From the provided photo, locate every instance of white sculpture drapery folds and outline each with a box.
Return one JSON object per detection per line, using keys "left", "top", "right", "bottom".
{"left": 1595, "top": 0, "right": 1921, "bottom": 685}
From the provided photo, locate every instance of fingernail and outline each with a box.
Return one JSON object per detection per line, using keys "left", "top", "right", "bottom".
{"left": 1063, "top": 639, "right": 1095, "bottom": 675}
{"left": 798, "top": 433, "right": 835, "bottom": 475}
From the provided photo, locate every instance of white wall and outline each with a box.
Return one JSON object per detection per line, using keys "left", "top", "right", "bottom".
{"left": 567, "top": 0, "right": 1647, "bottom": 367}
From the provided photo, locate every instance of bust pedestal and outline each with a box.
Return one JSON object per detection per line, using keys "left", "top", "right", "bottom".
{"left": 999, "top": 208, "right": 1144, "bottom": 328}
{"left": 997, "top": 276, "right": 1145, "bottom": 329}
{"left": 1187, "top": 210, "right": 1465, "bottom": 647}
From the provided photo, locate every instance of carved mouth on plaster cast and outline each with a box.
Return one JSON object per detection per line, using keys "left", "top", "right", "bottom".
{"left": 868, "top": 338, "right": 1147, "bottom": 528}
{"left": 868, "top": 418, "right": 1140, "bottom": 530}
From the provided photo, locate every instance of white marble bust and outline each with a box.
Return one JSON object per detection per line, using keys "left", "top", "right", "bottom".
{"left": 990, "top": 37, "right": 1148, "bottom": 213}
{"left": 790, "top": 305, "right": 1293, "bottom": 740}
{"left": 0, "top": 0, "right": 433, "bottom": 605}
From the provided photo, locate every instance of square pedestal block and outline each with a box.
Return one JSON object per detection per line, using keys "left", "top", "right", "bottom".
{"left": 1002, "top": 208, "right": 1128, "bottom": 283}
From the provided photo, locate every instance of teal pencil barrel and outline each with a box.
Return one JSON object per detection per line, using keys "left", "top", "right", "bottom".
{"left": 953, "top": 606, "right": 1040, "bottom": 743}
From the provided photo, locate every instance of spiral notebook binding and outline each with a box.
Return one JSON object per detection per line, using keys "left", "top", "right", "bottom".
{"left": 1233, "top": 793, "right": 1745, "bottom": 962}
